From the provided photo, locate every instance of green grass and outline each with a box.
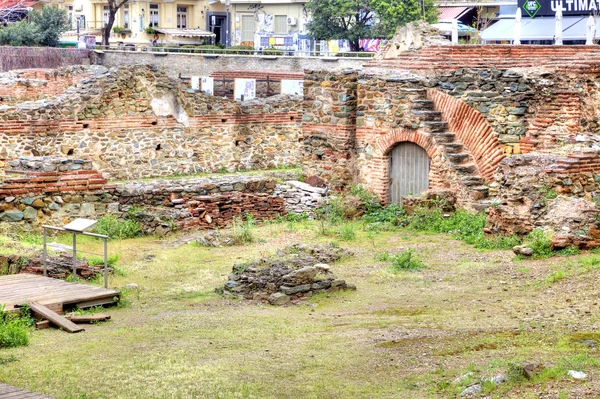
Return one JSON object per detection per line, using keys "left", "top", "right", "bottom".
{"left": 2, "top": 221, "right": 600, "bottom": 399}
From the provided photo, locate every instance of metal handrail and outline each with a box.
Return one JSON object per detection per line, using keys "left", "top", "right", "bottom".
{"left": 94, "top": 44, "right": 376, "bottom": 58}
{"left": 42, "top": 225, "right": 110, "bottom": 288}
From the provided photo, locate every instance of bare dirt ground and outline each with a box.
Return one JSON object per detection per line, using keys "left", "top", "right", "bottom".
{"left": 1, "top": 222, "right": 599, "bottom": 398}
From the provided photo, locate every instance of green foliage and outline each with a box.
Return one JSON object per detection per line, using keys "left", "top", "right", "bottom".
{"left": 262, "top": 47, "right": 284, "bottom": 55}
{"left": 0, "top": 305, "right": 31, "bottom": 349}
{"left": 306, "top": 0, "right": 438, "bottom": 50}
{"left": 336, "top": 51, "right": 374, "bottom": 57}
{"left": 145, "top": 26, "right": 157, "bottom": 34}
{"left": 546, "top": 269, "right": 568, "bottom": 283}
{"left": 112, "top": 25, "right": 123, "bottom": 34}
{"left": 29, "top": 5, "right": 70, "bottom": 47}
{"left": 524, "top": 229, "right": 553, "bottom": 259}
{"left": 87, "top": 253, "right": 121, "bottom": 268}
{"left": 378, "top": 249, "right": 424, "bottom": 272}
{"left": 0, "top": 20, "right": 42, "bottom": 46}
{"left": 231, "top": 214, "right": 257, "bottom": 245}
{"left": 225, "top": 45, "right": 254, "bottom": 54}
{"left": 284, "top": 212, "right": 310, "bottom": 223}
{"left": 539, "top": 185, "right": 558, "bottom": 199}
{"left": 0, "top": 355, "right": 18, "bottom": 366}
{"left": 363, "top": 203, "right": 407, "bottom": 226}
{"left": 336, "top": 223, "right": 356, "bottom": 241}
{"left": 558, "top": 246, "right": 580, "bottom": 257}
{"left": 94, "top": 215, "right": 141, "bottom": 240}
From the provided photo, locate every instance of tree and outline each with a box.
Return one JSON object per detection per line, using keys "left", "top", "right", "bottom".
{"left": 101, "top": 0, "right": 129, "bottom": 46}
{"left": 29, "top": 4, "right": 69, "bottom": 47}
{"left": 306, "top": 0, "right": 438, "bottom": 51}
{"left": 0, "top": 19, "right": 41, "bottom": 45}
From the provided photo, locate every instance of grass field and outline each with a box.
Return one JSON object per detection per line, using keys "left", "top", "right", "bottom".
{"left": 1, "top": 220, "right": 599, "bottom": 398}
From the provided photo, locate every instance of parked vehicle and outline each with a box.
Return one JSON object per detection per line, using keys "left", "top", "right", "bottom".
{"left": 432, "top": 19, "right": 478, "bottom": 37}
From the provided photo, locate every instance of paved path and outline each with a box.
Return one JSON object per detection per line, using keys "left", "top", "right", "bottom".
{"left": 0, "top": 383, "right": 55, "bottom": 398}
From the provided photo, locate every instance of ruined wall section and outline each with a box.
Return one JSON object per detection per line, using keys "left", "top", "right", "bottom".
{"left": 0, "top": 66, "right": 93, "bottom": 106}
{"left": 302, "top": 70, "right": 358, "bottom": 190}
{"left": 0, "top": 65, "right": 303, "bottom": 180}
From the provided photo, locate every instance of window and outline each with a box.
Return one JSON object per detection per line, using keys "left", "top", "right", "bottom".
{"left": 260, "top": 36, "right": 269, "bottom": 47}
{"left": 241, "top": 15, "right": 255, "bottom": 42}
{"left": 66, "top": 5, "right": 75, "bottom": 29}
{"left": 149, "top": 4, "right": 159, "bottom": 27}
{"left": 177, "top": 7, "right": 187, "bottom": 29}
{"left": 123, "top": 4, "right": 130, "bottom": 29}
{"left": 103, "top": 5, "right": 109, "bottom": 27}
{"left": 274, "top": 15, "right": 287, "bottom": 34}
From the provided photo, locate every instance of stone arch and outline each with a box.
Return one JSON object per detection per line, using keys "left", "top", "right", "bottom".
{"left": 426, "top": 88, "right": 505, "bottom": 182}
{"left": 368, "top": 128, "right": 445, "bottom": 203}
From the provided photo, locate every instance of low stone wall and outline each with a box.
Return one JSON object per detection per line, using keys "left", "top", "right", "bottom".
{"left": 0, "top": 46, "right": 90, "bottom": 72}
{"left": 0, "top": 157, "right": 326, "bottom": 234}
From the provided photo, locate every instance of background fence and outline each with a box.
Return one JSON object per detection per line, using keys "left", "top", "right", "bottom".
{"left": 0, "top": 46, "right": 90, "bottom": 72}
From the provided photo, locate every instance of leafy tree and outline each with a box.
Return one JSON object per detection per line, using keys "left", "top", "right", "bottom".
{"left": 0, "top": 20, "right": 41, "bottom": 46}
{"left": 101, "top": 0, "right": 129, "bottom": 46}
{"left": 306, "top": 0, "right": 438, "bottom": 51}
{"left": 29, "top": 5, "right": 70, "bottom": 47}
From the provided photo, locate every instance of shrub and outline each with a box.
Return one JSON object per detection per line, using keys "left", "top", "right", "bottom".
{"left": 262, "top": 47, "right": 284, "bottom": 55}
{"left": 524, "top": 229, "right": 553, "bottom": 258}
{"left": 381, "top": 249, "right": 424, "bottom": 273}
{"left": 145, "top": 26, "right": 157, "bottom": 34}
{"left": 29, "top": 5, "right": 70, "bottom": 47}
{"left": 0, "top": 305, "right": 32, "bottom": 349}
{"left": 94, "top": 215, "right": 141, "bottom": 240}
{"left": 113, "top": 26, "right": 123, "bottom": 34}
{"left": 231, "top": 214, "right": 256, "bottom": 245}
{"left": 0, "top": 20, "right": 42, "bottom": 46}
{"left": 224, "top": 45, "right": 254, "bottom": 54}
{"left": 336, "top": 223, "right": 356, "bottom": 241}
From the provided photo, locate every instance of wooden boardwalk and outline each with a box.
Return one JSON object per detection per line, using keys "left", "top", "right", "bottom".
{"left": 0, "top": 383, "right": 55, "bottom": 398}
{"left": 0, "top": 274, "right": 119, "bottom": 313}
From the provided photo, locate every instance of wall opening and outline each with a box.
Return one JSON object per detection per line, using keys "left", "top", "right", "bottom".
{"left": 388, "top": 142, "right": 430, "bottom": 204}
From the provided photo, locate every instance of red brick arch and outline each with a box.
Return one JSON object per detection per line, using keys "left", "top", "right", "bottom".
{"left": 427, "top": 89, "right": 505, "bottom": 182}
{"left": 369, "top": 128, "right": 443, "bottom": 202}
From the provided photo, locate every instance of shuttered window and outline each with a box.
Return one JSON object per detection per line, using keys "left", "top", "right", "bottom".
{"left": 274, "top": 15, "right": 287, "bottom": 34}
{"left": 242, "top": 15, "right": 255, "bottom": 42}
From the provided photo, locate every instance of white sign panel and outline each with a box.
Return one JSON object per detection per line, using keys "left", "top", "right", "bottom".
{"left": 234, "top": 78, "right": 256, "bottom": 101}
{"left": 191, "top": 76, "right": 200, "bottom": 90}
{"left": 281, "top": 80, "right": 304, "bottom": 95}
{"left": 201, "top": 77, "right": 214, "bottom": 95}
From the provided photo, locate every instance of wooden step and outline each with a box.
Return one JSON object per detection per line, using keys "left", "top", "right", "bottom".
{"left": 29, "top": 301, "right": 85, "bottom": 333}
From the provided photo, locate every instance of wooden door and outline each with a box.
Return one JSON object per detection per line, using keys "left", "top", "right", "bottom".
{"left": 389, "top": 142, "right": 430, "bottom": 204}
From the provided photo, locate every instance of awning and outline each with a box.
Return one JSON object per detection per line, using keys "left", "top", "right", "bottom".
{"left": 154, "top": 28, "right": 215, "bottom": 38}
{"left": 481, "top": 16, "right": 598, "bottom": 41}
{"left": 438, "top": 6, "right": 473, "bottom": 20}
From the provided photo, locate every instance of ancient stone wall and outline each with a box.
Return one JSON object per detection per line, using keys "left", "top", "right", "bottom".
{"left": 0, "top": 66, "right": 93, "bottom": 105}
{"left": 96, "top": 51, "right": 368, "bottom": 79}
{"left": 0, "top": 157, "right": 327, "bottom": 233}
{"left": 0, "top": 65, "right": 302, "bottom": 180}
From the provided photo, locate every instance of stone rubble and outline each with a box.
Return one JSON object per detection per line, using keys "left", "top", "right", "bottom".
{"left": 217, "top": 243, "right": 356, "bottom": 304}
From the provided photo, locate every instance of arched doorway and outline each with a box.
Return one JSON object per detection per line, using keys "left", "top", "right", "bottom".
{"left": 389, "top": 142, "right": 430, "bottom": 204}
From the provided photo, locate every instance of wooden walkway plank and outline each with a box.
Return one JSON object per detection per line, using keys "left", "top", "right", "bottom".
{"left": 0, "top": 274, "right": 119, "bottom": 313}
{"left": 0, "top": 384, "right": 55, "bottom": 399}
{"left": 28, "top": 302, "right": 84, "bottom": 333}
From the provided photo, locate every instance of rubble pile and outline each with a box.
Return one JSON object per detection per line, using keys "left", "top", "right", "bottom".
{"left": 217, "top": 243, "right": 356, "bottom": 305}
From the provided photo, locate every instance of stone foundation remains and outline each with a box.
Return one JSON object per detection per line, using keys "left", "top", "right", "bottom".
{"left": 218, "top": 243, "right": 356, "bottom": 305}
